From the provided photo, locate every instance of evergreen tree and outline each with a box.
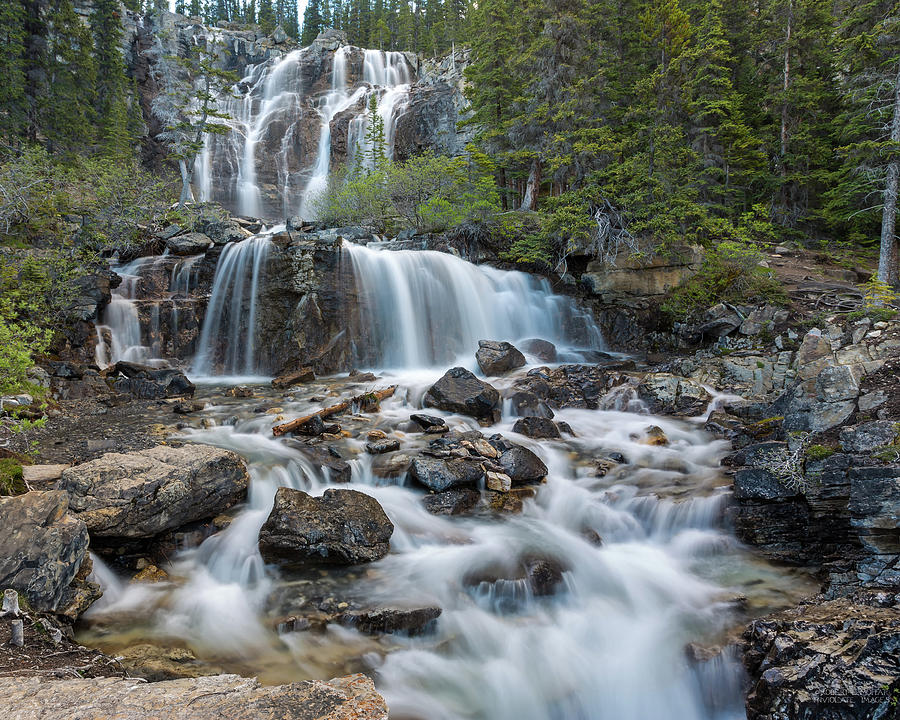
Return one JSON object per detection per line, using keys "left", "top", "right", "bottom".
{"left": 0, "top": 0, "right": 27, "bottom": 143}
{"left": 363, "top": 91, "right": 387, "bottom": 169}
{"left": 92, "top": 0, "right": 133, "bottom": 156}
{"left": 300, "top": 0, "right": 322, "bottom": 43}
{"left": 45, "top": 0, "right": 97, "bottom": 154}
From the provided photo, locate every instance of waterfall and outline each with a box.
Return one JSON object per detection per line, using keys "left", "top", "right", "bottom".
{"left": 191, "top": 234, "right": 272, "bottom": 378}
{"left": 95, "top": 256, "right": 168, "bottom": 368}
{"left": 196, "top": 43, "right": 415, "bottom": 220}
{"left": 345, "top": 242, "right": 604, "bottom": 369}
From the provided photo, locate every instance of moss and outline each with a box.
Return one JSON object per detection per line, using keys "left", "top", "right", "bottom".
{"left": 806, "top": 444, "right": 836, "bottom": 461}
{"left": 756, "top": 360, "right": 766, "bottom": 369}
{"left": 874, "top": 445, "right": 900, "bottom": 463}
{"left": 0, "top": 458, "right": 26, "bottom": 495}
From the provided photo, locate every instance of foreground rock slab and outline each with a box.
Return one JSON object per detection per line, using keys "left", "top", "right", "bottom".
{"left": 59, "top": 445, "right": 249, "bottom": 539}
{"left": 0, "top": 491, "right": 89, "bottom": 612}
{"left": 259, "top": 488, "right": 393, "bottom": 565}
{"left": 0, "top": 672, "right": 388, "bottom": 720}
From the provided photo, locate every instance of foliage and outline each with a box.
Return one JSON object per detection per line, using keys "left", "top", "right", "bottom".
{"left": 806, "top": 444, "right": 836, "bottom": 461}
{"left": 862, "top": 275, "right": 898, "bottom": 309}
{"left": 662, "top": 239, "right": 786, "bottom": 319}
{"left": 313, "top": 151, "right": 500, "bottom": 234}
{"left": 0, "top": 459, "right": 26, "bottom": 496}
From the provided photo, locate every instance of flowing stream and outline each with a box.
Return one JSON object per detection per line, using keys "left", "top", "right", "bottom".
{"left": 85, "top": 236, "right": 816, "bottom": 719}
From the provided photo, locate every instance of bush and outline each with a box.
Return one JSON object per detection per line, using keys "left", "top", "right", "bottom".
{"left": 662, "top": 240, "right": 787, "bottom": 320}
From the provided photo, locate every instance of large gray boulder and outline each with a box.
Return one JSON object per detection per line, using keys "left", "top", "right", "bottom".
{"left": 59, "top": 445, "right": 249, "bottom": 539}
{"left": 409, "top": 456, "right": 485, "bottom": 492}
{"left": 0, "top": 491, "right": 90, "bottom": 612}
{"left": 0, "top": 673, "right": 388, "bottom": 720}
{"left": 105, "top": 361, "right": 195, "bottom": 399}
{"left": 498, "top": 445, "right": 548, "bottom": 484}
{"left": 259, "top": 488, "right": 393, "bottom": 565}
{"left": 636, "top": 373, "right": 711, "bottom": 416}
{"left": 423, "top": 367, "right": 501, "bottom": 422}
{"left": 475, "top": 340, "right": 526, "bottom": 376}
{"left": 165, "top": 232, "right": 213, "bottom": 255}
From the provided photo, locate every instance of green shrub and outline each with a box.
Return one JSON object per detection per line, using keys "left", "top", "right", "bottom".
{"left": 806, "top": 444, "right": 836, "bottom": 461}
{"left": 0, "top": 459, "right": 25, "bottom": 496}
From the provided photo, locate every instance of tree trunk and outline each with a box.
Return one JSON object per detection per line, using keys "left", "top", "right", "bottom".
{"left": 779, "top": 0, "right": 793, "bottom": 217}
{"left": 272, "top": 386, "right": 397, "bottom": 436}
{"left": 178, "top": 158, "right": 194, "bottom": 207}
{"left": 521, "top": 158, "right": 541, "bottom": 211}
{"left": 878, "top": 57, "right": 900, "bottom": 286}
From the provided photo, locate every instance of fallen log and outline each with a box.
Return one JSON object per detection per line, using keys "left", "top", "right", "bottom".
{"left": 273, "top": 386, "right": 397, "bottom": 437}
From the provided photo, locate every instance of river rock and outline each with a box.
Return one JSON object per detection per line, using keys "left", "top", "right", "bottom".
{"left": 498, "top": 445, "right": 548, "bottom": 484}
{"left": 409, "top": 456, "right": 485, "bottom": 492}
{"left": 520, "top": 338, "right": 557, "bottom": 363}
{"left": 259, "top": 488, "right": 393, "bottom": 565}
{"left": 423, "top": 367, "right": 501, "bottom": 422}
{"left": 422, "top": 487, "right": 481, "bottom": 515}
{"left": 505, "top": 390, "right": 554, "bottom": 418}
{"left": 271, "top": 367, "right": 316, "bottom": 388}
{"left": 165, "top": 232, "right": 213, "bottom": 255}
{"left": 105, "top": 361, "right": 195, "bottom": 399}
{"left": 475, "top": 340, "right": 526, "bottom": 376}
{"left": 286, "top": 443, "right": 352, "bottom": 482}
{"left": 0, "top": 673, "right": 388, "bottom": 720}
{"left": 336, "top": 606, "right": 441, "bottom": 635}
{"left": 0, "top": 491, "right": 90, "bottom": 613}
{"left": 486, "top": 471, "right": 512, "bottom": 492}
{"left": 410, "top": 413, "right": 446, "bottom": 430}
{"left": 512, "top": 416, "right": 561, "bottom": 439}
{"left": 59, "top": 445, "right": 249, "bottom": 539}
{"left": 636, "top": 373, "right": 711, "bottom": 416}
{"left": 366, "top": 439, "right": 400, "bottom": 454}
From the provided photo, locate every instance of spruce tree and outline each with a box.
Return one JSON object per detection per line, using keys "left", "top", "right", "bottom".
{"left": 300, "top": 0, "right": 321, "bottom": 43}
{"left": 92, "top": 0, "right": 133, "bottom": 157}
{"left": 0, "top": 0, "right": 27, "bottom": 143}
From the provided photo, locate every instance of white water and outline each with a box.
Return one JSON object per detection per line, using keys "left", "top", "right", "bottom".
{"left": 346, "top": 241, "right": 605, "bottom": 369}
{"left": 197, "top": 44, "right": 415, "bottom": 220}
{"left": 191, "top": 234, "right": 272, "bottom": 377}
{"left": 95, "top": 256, "right": 168, "bottom": 368}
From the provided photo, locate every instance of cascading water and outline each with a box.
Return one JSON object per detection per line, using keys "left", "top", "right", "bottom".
{"left": 345, "top": 241, "right": 605, "bottom": 369}
{"left": 191, "top": 233, "right": 272, "bottom": 378}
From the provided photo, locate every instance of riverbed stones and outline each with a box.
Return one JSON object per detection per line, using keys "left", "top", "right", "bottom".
{"left": 497, "top": 445, "right": 548, "bottom": 484}
{"left": 59, "top": 445, "right": 249, "bottom": 539}
{"left": 486, "top": 471, "right": 512, "bottom": 492}
{"left": 366, "top": 438, "right": 400, "bottom": 454}
{"left": 423, "top": 367, "right": 501, "bottom": 422}
{"left": 410, "top": 413, "right": 446, "bottom": 430}
{"left": 520, "top": 338, "right": 557, "bottom": 363}
{"left": 409, "top": 456, "right": 485, "bottom": 492}
{"left": 512, "top": 416, "right": 561, "bottom": 439}
{"left": 422, "top": 487, "right": 481, "bottom": 515}
{"left": 475, "top": 340, "right": 526, "bottom": 376}
{"left": 271, "top": 367, "right": 316, "bottom": 388}
{"left": 259, "top": 488, "right": 393, "bottom": 565}
{"left": 336, "top": 606, "right": 442, "bottom": 635}
{"left": 636, "top": 373, "right": 711, "bottom": 416}
{"left": 0, "top": 491, "right": 90, "bottom": 613}
{"left": 104, "top": 361, "right": 195, "bottom": 399}
{"left": 0, "top": 672, "right": 389, "bottom": 720}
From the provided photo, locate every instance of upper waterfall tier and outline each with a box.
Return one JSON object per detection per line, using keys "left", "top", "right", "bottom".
{"left": 194, "top": 39, "right": 464, "bottom": 221}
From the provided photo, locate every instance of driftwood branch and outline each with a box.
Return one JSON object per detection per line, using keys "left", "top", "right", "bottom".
{"left": 272, "top": 386, "right": 397, "bottom": 437}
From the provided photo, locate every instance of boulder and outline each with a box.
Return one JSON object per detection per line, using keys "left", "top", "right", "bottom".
{"left": 498, "top": 445, "right": 548, "bottom": 484}
{"left": 106, "top": 362, "right": 195, "bottom": 399}
{"left": 505, "top": 390, "right": 554, "bottom": 418}
{"left": 409, "top": 456, "right": 485, "bottom": 492}
{"left": 59, "top": 445, "right": 249, "bottom": 539}
{"left": 271, "top": 367, "right": 316, "bottom": 389}
{"left": 0, "top": 673, "right": 388, "bottom": 720}
{"left": 512, "top": 416, "right": 561, "bottom": 439}
{"left": 839, "top": 421, "right": 899, "bottom": 453}
{"left": 520, "top": 338, "right": 557, "bottom": 363}
{"left": 409, "top": 413, "right": 446, "bottom": 430}
{"left": 287, "top": 443, "right": 352, "bottom": 482}
{"left": 636, "top": 373, "right": 711, "bottom": 416}
{"left": 423, "top": 367, "right": 501, "bottom": 422}
{"left": 336, "top": 606, "right": 441, "bottom": 635}
{"left": 422, "top": 487, "right": 481, "bottom": 515}
{"left": 165, "top": 232, "right": 213, "bottom": 255}
{"left": 475, "top": 340, "right": 526, "bottom": 376}
{"left": 0, "top": 491, "right": 90, "bottom": 613}
{"left": 366, "top": 439, "right": 400, "bottom": 454}
{"left": 259, "top": 488, "right": 393, "bottom": 565}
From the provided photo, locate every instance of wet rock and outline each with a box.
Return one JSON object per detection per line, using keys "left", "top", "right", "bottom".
{"left": 105, "top": 362, "right": 195, "bottom": 399}
{"left": 743, "top": 592, "right": 900, "bottom": 720}
{"left": 423, "top": 367, "right": 501, "bottom": 422}
{"left": 366, "top": 439, "right": 400, "bottom": 454}
{"left": 636, "top": 373, "right": 711, "bottom": 416}
{"left": 172, "top": 401, "right": 204, "bottom": 414}
{"left": 472, "top": 438, "right": 500, "bottom": 459}
{"left": 410, "top": 413, "right": 446, "bottom": 430}
{"left": 486, "top": 486, "right": 536, "bottom": 514}
{"left": 0, "top": 673, "right": 388, "bottom": 720}
{"left": 640, "top": 425, "right": 670, "bottom": 446}
{"left": 505, "top": 390, "right": 554, "bottom": 418}
{"left": 165, "top": 232, "right": 213, "bottom": 255}
{"left": 336, "top": 606, "right": 441, "bottom": 635}
{"left": 372, "top": 453, "right": 410, "bottom": 479}
{"left": 286, "top": 443, "right": 351, "bottom": 482}
{"left": 520, "top": 338, "right": 557, "bottom": 363}
{"left": 525, "top": 557, "right": 565, "bottom": 596}
{"left": 225, "top": 386, "right": 254, "bottom": 398}
{"left": 475, "top": 340, "right": 526, "bottom": 376}
{"left": 849, "top": 466, "right": 900, "bottom": 556}
{"left": 117, "top": 644, "right": 210, "bottom": 681}
{"left": 486, "top": 471, "right": 512, "bottom": 492}
{"left": 497, "top": 445, "right": 548, "bottom": 484}
{"left": 512, "top": 365, "right": 609, "bottom": 411}
{"left": 259, "top": 488, "right": 393, "bottom": 565}
{"left": 422, "top": 487, "right": 481, "bottom": 515}
{"left": 839, "top": 421, "right": 899, "bottom": 453}
{"left": 271, "top": 367, "right": 316, "bottom": 389}
{"left": 409, "top": 456, "right": 485, "bottom": 492}
{"left": 0, "top": 491, "right": 90, "bottom": 613}
{"left": 59, "top": 445, "right": 249, "bottom": 540}
{"left": 512, "top": 416, "right": 561, "bottom": 439}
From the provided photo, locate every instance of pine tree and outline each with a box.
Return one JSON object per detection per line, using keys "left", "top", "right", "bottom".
{"left": 300, "top": 0, "right": 321, "bottom": 43}
{"left": 0, "top": 0, "right": 27, "bottom": 143}
{"left": 92, "top": 0, "right": 133, "bottom": 157}
{"left": 44, "top": 0, "right": 97, "bottom": 154}
{"left": 364, "top": 91, "right": 387, "bottom": 169}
